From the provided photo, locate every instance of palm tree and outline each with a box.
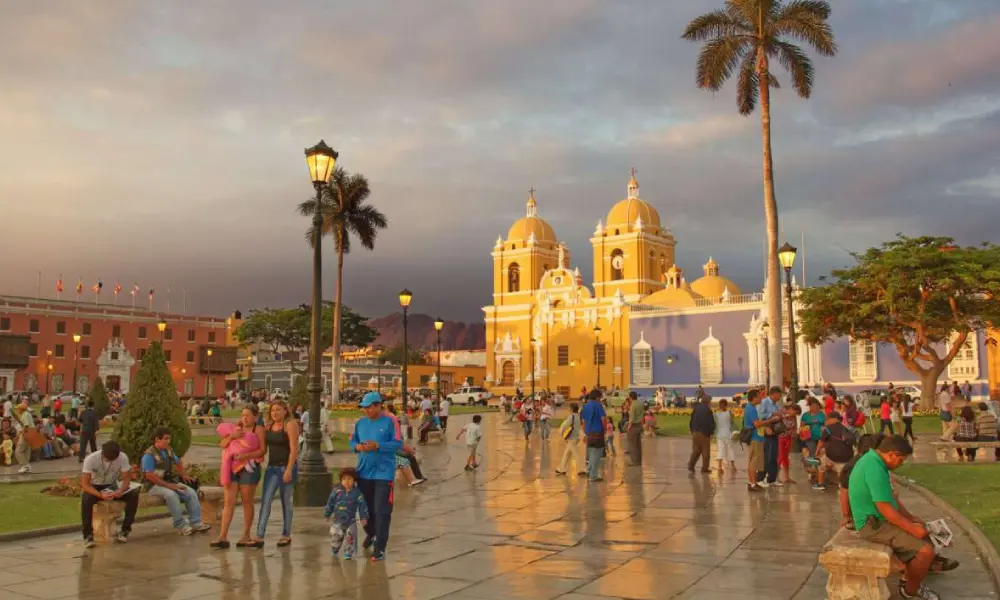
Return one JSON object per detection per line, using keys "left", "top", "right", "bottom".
{"left": 299, "top": 167, "right": 388, "bottom": 404}
{"left": 682, "top": 0, "right": 836, "bottom": 387}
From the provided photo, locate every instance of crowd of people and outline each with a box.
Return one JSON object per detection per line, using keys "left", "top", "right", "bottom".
{"left": 2, "top": 395, "right": 102, "bottom": 473}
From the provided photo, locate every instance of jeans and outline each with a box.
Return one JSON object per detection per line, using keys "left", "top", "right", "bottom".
{"left": 82, "top": 485, "right": 139, "bottom": 539}
{"left": 539, "top": 419, "right": 551, "bottom": 439}
{"left": 358, "top": 479, "right": 393, "bottom": 553}
{"left": 762, "top": 436, "right": 779, "bottom": 483}
{"left": 257, "top": 465, "right": 295, "bottom": 538}
{"left": 149, "top": 484, "right": 202, "bottom": 529}
{"left": 879, "top": 419, "right": 894, "bottom": 435}
{"left": 523, "top": 420, "right": 534, "bottom": 439}
{"left": 902, "top": 417, "right": 915, "bottom": 440}
{"left": 586, "top": 445, "right": 604, "bottom": 480}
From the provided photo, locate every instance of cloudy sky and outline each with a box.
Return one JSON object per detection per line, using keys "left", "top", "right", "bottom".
{"left": 2, "top": 0, "right": 999, "bottom": 322}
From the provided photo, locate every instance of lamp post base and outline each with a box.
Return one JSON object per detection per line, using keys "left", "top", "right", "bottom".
{"left": 294, "top": 441, "right": 332, "bottom": 507}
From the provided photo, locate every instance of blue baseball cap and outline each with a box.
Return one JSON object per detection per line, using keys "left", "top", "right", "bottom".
{"left": 359, "top": 392, "right": 383, "bottom": 408}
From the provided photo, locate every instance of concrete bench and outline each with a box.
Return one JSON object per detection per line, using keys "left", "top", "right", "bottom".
{"left": 92, "top": 485, "right": 224, "bottom": 542}
{"left": 819, "top": 527, "right": 892, "bottom": 600}
{"left": 187, "top": 416, "right": 223, "bottom": 426}
{"left": 425, "top": 430, "right": 444, "bottom": 444}
{"left": 928, "top": 440, "right": 1000, "bottom": 463}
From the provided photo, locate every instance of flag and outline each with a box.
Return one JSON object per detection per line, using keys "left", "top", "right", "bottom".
{"left": 56, "top": 278, "right": 63, "bottom": 293}
{"left": 76, "top": 278, "right": 83, "bottom": 294}
{"left": 149, "top": 287, "right": 154, "bottom": 299}
{"left": 91, "top": 280, "right": 103, "bottom": 293}
{"left": 114, "top": 281, "right": 122, "bottom": 295}
{"left": 130, "top": 282, "right": 138, "bottom": 296}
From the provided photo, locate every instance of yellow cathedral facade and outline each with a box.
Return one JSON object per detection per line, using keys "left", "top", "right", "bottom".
{"left": 483, "top": 172, "right": 743, "bottom": 398}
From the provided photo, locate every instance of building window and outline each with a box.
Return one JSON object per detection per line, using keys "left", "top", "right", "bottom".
{"left": 82, "top": 322, "right": 92, "bottom": 336}
{"left": 29, "top": 319, "right": 39, "bottom": 333}
{"left": 77, "top": 376, "right": 90, "bottom": 394}
{"left": 184, "top": 379, "right": 194, "bottom": 395}
{"left": 849, "top": 339, "right": 877, "bottom": 381}
{"left": 164, "top": 328, "right": 173, "bottom": 341}
{"left": 610, "top": 249, "right": 624, "bottom": 281}
{"left": 164, "top": 350, "right": 172, "bottom": 362}
{"left": 0, "top": 317, "right": 9, "bottom": 331}
{"left": 649, "top": 251, "right": 658, "bottom": 283}
{"left": 557, "top": 345, "right": 569, "bottom": 367}
{"left": 508, "top": 263, "right": 521, "bottom": 293}
{"left": 186, "top": 350, "right": 195, "bottom": 363}
{"left": 947, "top": 332, "right": 979, "bottom": 379}
{"left": 81, "top": 346, "right": 91, "bottom": 359}
{"left": 500, "top": 361, "right": 516, "bottom": 386}
{"left": 208, "top": 331, "right": 216, "bottom": 343}
{"left": 56, "top": 321, "right": 66, "bottom": 335}
{"left": 112, "top": 325, "right": 121, "bottom": 337}
{"left": 594, "top": 344, "right": 607, "bottom": 366}
{"left": 264, "top": 375, "right": 273, "bottom": 390}
{"left": 557, "top": 385, "right": 571, "bottom": 398}
{"left": 632, "top": 332, "right": 652, "bottom": 386}
{"left": 138, "top": 326, "right": 147, "bottom": 339}
{"left": 187, "top": 329, "right": 195, "bottom": 342}
{"left": 699, "top": 327, "right": 723, "bottom": 384}
{"left": 137, "top": 348, "right": 146, "bottom": 360}
{"left": 419, "top": 375, "right": 430, "bottom": 385}
{"left": 54, "top": 344, "right": 65, "bottom": 358}
{"left": 28, "top": 343, "right": 38, "bottom": 357}
{"left": 51, "top": 374, "right": 64, "bottom": 393}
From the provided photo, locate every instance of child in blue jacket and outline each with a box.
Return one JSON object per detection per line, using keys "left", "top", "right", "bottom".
{"left": 324, "top": 468, "right": 369, "bottom": 559}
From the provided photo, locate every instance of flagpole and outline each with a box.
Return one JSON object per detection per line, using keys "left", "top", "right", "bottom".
{"left": 57, "top": 273, "right": 62, "bottom": 301}
{"left": 801, "top": 231, "right": 806, "bottom": 287}
{"left": 183, "top": 288, "right": 187, "bottom": 314}
{"left": 167, "top": 288, "right": 171, "bottom": 313}
{"left": 36, "top": 271, "right": 41, "bottom": 299}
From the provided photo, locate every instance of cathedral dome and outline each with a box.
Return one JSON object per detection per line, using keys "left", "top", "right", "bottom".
{"left": 640, "top": 265, "right": 703, "bottom": 308}
{"left": 605, "top": 171, "right": 661, "bottom": 231}
{"left": 507, "top": 189, "right": 557, "bottom": 243}
{"left": 690, "top": 257, "right": 742, "bottom": 299}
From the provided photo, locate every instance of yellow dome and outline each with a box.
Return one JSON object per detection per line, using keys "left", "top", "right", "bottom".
{"left": 507, "top": 189, "right": 557, "bottom": 243}
{"left": 690, "top": 276, "right": 742, "bottom": 299}
{"left": 641, "top": 285, "right": 702, "bottom": 308}
{"left": 605, "top": 172, "right": 661, "bottom": 231}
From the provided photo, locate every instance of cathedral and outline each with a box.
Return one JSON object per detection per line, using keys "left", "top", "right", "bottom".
{"left": 483, "top": 172, "right": 992, "bottom": 401}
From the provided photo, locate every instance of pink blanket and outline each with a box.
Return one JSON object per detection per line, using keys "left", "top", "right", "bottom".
{"left": 217, "top": 422, "right": 260, "bottom": 486}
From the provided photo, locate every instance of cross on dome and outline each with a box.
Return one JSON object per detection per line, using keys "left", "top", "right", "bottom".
{"left": 526, "top": 187, "right": 537, "bottom": 217}
{"left": 627, "top": 167, "right": 639, "bottom": 199}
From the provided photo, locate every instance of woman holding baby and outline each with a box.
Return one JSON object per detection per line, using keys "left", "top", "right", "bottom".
{"left": 210, "top": 404, "right": 266, "bottom": 549}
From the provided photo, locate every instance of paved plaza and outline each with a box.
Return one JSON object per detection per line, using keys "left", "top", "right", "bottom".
{"left": 0, "top": 413, "right": 996, "bottom": 600}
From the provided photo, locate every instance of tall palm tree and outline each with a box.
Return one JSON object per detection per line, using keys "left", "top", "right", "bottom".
{"left": 299, "top": 167, "right": 388, "bottom": 403}
{"left": 683, "top": 0, "right": 836, "bottom": 388}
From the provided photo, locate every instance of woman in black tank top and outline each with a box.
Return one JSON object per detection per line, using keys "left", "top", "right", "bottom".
{"left": 249, "top": 400, "right": 299, "bottom": 548}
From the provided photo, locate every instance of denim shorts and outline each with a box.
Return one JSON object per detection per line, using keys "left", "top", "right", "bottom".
{"left": 233, "top": 466, "right": 261, "bottom": 485}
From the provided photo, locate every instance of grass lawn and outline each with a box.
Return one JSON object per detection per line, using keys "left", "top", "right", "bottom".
{"left": 898, "top": 463, "right": 1000, "bottom": 552}
{"left": 189, "top": 431, "right": 352, "bottom": 452}
{"left": 0, "top": 482, "right": 167, "bottom": 535}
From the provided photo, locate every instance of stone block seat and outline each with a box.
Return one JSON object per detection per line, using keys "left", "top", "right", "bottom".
{"left": 819, "top": 527, "right": 893, "bottom": 600}
{"left": 425, "top": 430, "right": 444, "bottom": 444}
{"left": 928, "top": 440, "right": 1000, "bottom": 462}
{"left": 91, "top": 485, "right": 225, "bottom": 543}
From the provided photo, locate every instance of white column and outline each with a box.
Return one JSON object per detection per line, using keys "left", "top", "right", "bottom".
{"left": 745, "top": 335, "right": 759, "bottom": 385}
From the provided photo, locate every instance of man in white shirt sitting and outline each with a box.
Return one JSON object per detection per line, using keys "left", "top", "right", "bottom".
{"left": 81, "top": 441, "right": 140, "bottom": 547}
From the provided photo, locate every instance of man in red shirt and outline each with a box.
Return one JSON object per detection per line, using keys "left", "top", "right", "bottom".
{"left": 53, "top": 397, "right": 63, "bottom": 415}
{"left": 823, "top": 394, "right": 835, "bottom": 416}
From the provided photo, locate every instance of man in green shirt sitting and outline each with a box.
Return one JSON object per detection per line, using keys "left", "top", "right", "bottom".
{"left": 848, "top": 435, "right": 939, "bottom": 600}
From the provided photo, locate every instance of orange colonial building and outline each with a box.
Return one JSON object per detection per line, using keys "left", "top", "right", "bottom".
{"left": 0, "top": 295, "right": 238, "bottom": 397}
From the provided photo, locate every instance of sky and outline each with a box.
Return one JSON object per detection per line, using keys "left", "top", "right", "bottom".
{"left": 2, "top": 0, "right": 999, "bottom": 323}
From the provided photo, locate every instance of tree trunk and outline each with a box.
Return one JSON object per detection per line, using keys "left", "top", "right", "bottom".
{"left": 758, "top": 55, "right": 783, "bottom": 389}
{"left": 330, "top": 227, "right": 345, "bottom": 405}
{"left": 919, "top": 369, "right": 943, "bottom": 410}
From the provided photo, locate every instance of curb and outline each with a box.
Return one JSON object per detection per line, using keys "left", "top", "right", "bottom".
{"left": 895, "top": 475, "right": 1000, "bottom": 595}
{"left": 0, "top": 511, "right": 172, "bottom": 543}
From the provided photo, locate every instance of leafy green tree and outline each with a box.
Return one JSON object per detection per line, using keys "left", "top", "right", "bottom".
{"left": 798, "top": 236, "right": 1000, "bottom": 408}
{"left": 683, "top": 0, "right": 837, "bottom": 385}
{"left": 288, "top": 374, "right": 309, "bottom": 410}
{"left": 381, "top": 344, "right": 427, "bottom": 366}
{"left": 88, "top": 377, "right": 110, "bottom": 419}
{"left": 299, "top": 167, "right": 388, "bottom": 404}
{"left": 113, "top": 342, "right": 191, "bottom": 462}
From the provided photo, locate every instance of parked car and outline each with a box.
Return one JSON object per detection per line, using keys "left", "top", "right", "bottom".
{"left": 447, "top": 386, "right": 491, "bottom": 406}
{"left": 892, "top": 385, "right": 922, "bottom": 398}
{"left": 857, "top": 388, "right": 890, "bottom": 408}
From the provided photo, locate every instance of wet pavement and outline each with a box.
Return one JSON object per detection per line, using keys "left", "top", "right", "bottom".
{"left": 0, "top": 413, "right": 996, "bottom": 600}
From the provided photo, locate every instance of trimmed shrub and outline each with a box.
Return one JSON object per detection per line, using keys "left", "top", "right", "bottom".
{"left": 289, "top": 373, "right": 309, "bottom": 409}
{"left": 88, "top": 377, "right": 111, "bottom": 419}
{"left": 113, "top": 341, "right": 191, "bottom": 462}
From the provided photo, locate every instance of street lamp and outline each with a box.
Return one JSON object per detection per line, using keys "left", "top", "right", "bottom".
{"left": 206, "top": 348, "right": 213, "bottom": 398}
{"left": 45, "top": 350, "right": 53, "bottom": 394}
{"left": 399, "top": 289, "right": 413, "bottom": 408}
{"left": 299, "top": 139, "right": 338, "bottom": 506}
{"left": 434, "top": 317, "right": 444, "bottom": 399}
{"left": 157, "top": 319, "right": 167, "bottom": 342}
{"left": 593, "top": 325, "right": 602, "bottom": 389}
{"left": 72, "top": 333, "right": 81, "bottom": 394}
{"left": 778, "top": 242, "right": 799, "bottom": 401}
{"left": 374, "top": 346, "right": 384, "bottom": 395}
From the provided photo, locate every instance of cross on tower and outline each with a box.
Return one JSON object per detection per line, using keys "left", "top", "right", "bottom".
{"left": 630, "top": 166, "right": 637, "bottom": 178}
{"left": 529, "top": 186, "right": 536, "bottom": 197}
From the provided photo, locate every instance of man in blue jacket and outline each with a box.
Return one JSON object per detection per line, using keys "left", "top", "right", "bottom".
{"left": 350, "top": 392, "right": 402, "bottom": 561}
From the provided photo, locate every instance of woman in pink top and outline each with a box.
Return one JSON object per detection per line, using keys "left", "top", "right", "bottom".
{"left": 211, "top": 405, "right": 265, "bottom": 549}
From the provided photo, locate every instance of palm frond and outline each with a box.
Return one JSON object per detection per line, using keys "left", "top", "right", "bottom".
{"left": 695, "top": 36, "right": 752, "bottom": 91}
{"left": 729, "top": 0, "right": 778, "bottom": 30}
{"left": 771, "top": 0, "right": 837, "bottom": 56}
{"left": 736, "top": 51, "right": 760, "bottom": 115}
{"left": 682, "top": 8, "right": 750, "bottom": 40}
{"left": 769, "top": 40, "right": 813, "bottom": 97}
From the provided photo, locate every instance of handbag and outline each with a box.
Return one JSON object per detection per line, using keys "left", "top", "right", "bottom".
{"left": 562, "top": 415, "right": 575, "bottom": 440}
{"left": 798, "top": 425, "right": 812, "bottom": 442}
{"left": 738, "top": 427, "right": 753, "bottom": 445}
{"left": 23, "top": 427, "right": 47, "bottom": 450}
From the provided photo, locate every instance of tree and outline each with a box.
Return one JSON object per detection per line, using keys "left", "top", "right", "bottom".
{"left": 235, "top": 303, "right": 377, "bottom": 373}
{"left": 683, "top": 0, "right": 837, "bottom": 386}
{"left": 88, "top": 377, "right": 110, "bottom": 419}
{"left": 113, "top": 342, "right": 191, "bottom": 462}
{"left": 298, "top": 167, "right": 388, "bottom": 404}
{"left": 288, "top": 373, "right": 309, "bottom": 409}
{"left": 798, "top": 236, "right": 1000, "bottom": 408}
{"left": 381, "top": 344, "right": 427, "bottom": 366}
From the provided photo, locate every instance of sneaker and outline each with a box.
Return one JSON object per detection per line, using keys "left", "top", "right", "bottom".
{"left": 770, "top": 480, "right": 784, "bottom": 487}
{"left": 343, "top": 552, "right": 353, "bottom": 560}
{"left": 371, "top": 550, "right": 386, "bottom": 562}
{"left": 409, "top": 478, "right": 426, "bottom": 487}
{"left": 362, "top": 535, "right": 374, "bottom": 550}
{"left": 898, "top": 580, "right": 941, "bottom": 600}
{"left": 179, "top": 526, "right": 194, "bottom": 536}
{"left": 812, "top": 483, "right": 827, "bottom": 491}
{"left": 17, "top": 465, "right": 30, "bottom": 474}
{"left": 84, "top": 536, "right": 97, "bottom": 548}
{"left": 747, "top": 484, "right": 763, "bottom": 492}
{"left": 116, "top": 529, "right": 130, "bottom": 543}
{"left": 192, "top": 523, "right": 212, "bottom": 533}
{"left": 555, "top": 470, "right": 567, "bottom": 476}
{"left": 464, "top": 466, "right": 473, "bottom": 471}
{"left": 757, "top": 481, "right": 770, "bottom": 489}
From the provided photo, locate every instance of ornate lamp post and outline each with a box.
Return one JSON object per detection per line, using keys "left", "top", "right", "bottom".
{"left": 206, "top": 348, "right": 214, "bottom": 397}
{"left": 434, "top": 317, "right": 444, "bottom": 398}
{"left": 298, "top": 139, "right": 338, "bottom": 506}
{"left": 45, "top": 350, "right": 53, "bottom": 394}
{"left": 375, "top": 346, "right": 384, "bottom": 395}
{"left": 399, "top": 289, "right": 412, "bottom": 407}
{"left": 72, "top": 333, "right": 81, "bottom": 394}
{"left": 593, "top": 325, "right": 602, "bottom": 389}
{"left": 157, "top": 319, "right": 167, "bottom": 342}
{"left": 778, "top": 242, "right": 799, "bottom": 402}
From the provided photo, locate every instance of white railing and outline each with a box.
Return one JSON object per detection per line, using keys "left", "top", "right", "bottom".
{"left": 629, "top": 292, "right": 764, "bottom": 314}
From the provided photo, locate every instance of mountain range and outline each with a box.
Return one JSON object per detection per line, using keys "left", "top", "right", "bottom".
{"left": 369, "top": 313, "right": 485, "bottom": 351}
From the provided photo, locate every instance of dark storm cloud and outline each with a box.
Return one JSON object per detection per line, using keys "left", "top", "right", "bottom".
{"left": 1, "top": 0, "right": 998, "bottom": 322}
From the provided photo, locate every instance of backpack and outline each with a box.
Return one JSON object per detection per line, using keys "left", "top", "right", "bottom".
{"left": 738, "top": 427, "right": 754, "bottom": 445}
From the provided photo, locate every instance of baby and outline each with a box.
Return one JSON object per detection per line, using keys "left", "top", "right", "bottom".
{"left": 0, "top": 431, "right": 13, "bottom": 465}
{"left": 324, "top": 468, "right": 370, "bottom": 559}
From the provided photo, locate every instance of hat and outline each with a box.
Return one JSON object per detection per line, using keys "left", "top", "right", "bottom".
{"left": 359, "top": 392, "right": 383, "bottom": 408}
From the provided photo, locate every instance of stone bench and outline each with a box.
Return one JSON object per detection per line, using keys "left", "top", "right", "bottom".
{"left": 187, "top": 416, "right": 223, "bottom": 426}
{"left": 928, "top": 440, "right": 1000, "bottom": 463}
{"left": 92, "top": 485, "right": 224, "bottom": 542}
{"left": 819, "top": 527, "right": 892, "bottom": 600}
{"left": 426, "top": 430, "right": 444, "bottom": 444}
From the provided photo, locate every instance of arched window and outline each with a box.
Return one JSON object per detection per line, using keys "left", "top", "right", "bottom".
{"left": 649, "top": 251, "right": 657, "bottom": 282}
{"left": 699, "top": 327, "right": 723, "bottom": 384}
{"left": 610, "top": 249, "right": 624, "bottom": 281}
{"left": 501, "top": 361, "right": 516, "bottom": 386}
{"left": 508, "top": 263, "right": 520, "bottom": 292}
{"left": 632, "top": 332, "right": 652, "bottom": 386}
